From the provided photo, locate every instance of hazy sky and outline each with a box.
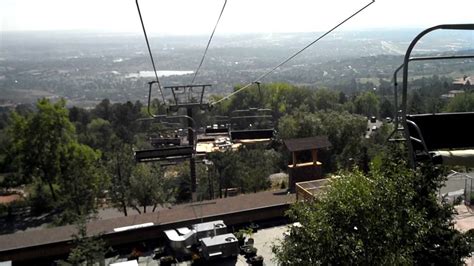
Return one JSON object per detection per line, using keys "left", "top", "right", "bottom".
{"left": 1, "top": 0, "right": 474, "bottom": 34}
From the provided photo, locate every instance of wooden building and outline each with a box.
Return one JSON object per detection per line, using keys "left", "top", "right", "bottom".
{"left": 284, "top": 136, "right": 332, "bottom": 192}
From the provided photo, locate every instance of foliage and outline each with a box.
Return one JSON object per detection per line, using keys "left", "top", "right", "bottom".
{"left": 7, "top": 98, "right": 108, "bottom": 225}
{"left": 235, "top": 227, "right": 254, "bottom": 240}
{"left": 28, "top": 180, "right": 55, "bottom": 215}
{"left": 55, "top": 143, "right": 106, "bottom": 225}
{"left": 278, "top": 110, "right": 367, "bottom": 171}
{"left": 64, "top": 217, "right": 108, "bottom": 265}
{"left": 129, "top": 163, "right": 173, "bottom": 214}
{"left": 408, "top": 90, "right": 425, "bottom": 114}
{"left": 353, "top": 90, "right": 379, "bottom": 117}
{"left": 108, "top": 144, "right": 134, "bottom": 216}
{"left": 84, "top": 118, "right": 117, "bottom": 154}
{"left": 8, "top": 98, "right": 75, "bottom": 201}
{"left": 208, "top": 146, "right": 278, "bottom": 197}
{"left": 378, "top": 97, "right": 394, "bottom": 118}
{"left": 444, "top": 92, "right": 474, "bottom": 112}
{"left": 273, "top": 151, "right": 473, "bottom": 265}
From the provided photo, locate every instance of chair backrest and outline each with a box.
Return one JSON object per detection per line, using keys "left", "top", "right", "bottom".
{"left": 407, "top": 112, "right": 474, "bottom": 151}
{"left": 135, "top": 145, "right": 193, "bottom": 162}
{"left": 150, "top": 138, "right": 181, "bottom": 147}
{"left": 230, "top": 129, "right": 274, "bottom": 141}
{"left": 205, "top": 127, "right": 229, "bottom": 135}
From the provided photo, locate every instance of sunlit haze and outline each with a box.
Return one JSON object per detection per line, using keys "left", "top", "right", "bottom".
{"left": 1, "top": 0, "right": 474, "bottom": 34}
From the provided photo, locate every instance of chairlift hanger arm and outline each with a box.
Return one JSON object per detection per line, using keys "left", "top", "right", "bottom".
{"left": 230, "top": 115, "right": 273, "bottom": 120}
{"left": 138, "top": 114, "right": 196, "bottom": 130}
{"left": 136, "top": 0, "right": 166, "bottom": 105}
{"left": 392, "top": 54, "right": 474, "bottom": 128}
{"left": 191, "top": 0, "right": 227, "bottom": 85}
{"left": 401, "top": 24, "right": 474, "bottom": 120}
{"left": 147, "top": 81, "right": 163, "bottom": 118}
{"left": 399, "top": 23, "right": 474, "bottom": 167}
{"left": 231, "top": 108, "right": 272, "bottom": 113}
{"left": 164, "top": 85, "right": 212, "bottom": 111}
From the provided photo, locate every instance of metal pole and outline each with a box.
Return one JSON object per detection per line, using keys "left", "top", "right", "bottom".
{"left": 465, "top": 178, "right": 468, "bottom": 205}
{"left": 400, "top": 24, "right": 474, "bottom": 168}
{"left": 187, "top": 107, "right": 197, "bottom": 201}
{"left": 469, "top": 179, "right": 472, "bottom": 205}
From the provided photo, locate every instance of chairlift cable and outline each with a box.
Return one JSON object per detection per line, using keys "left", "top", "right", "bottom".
{"left": 135, "top": 0, "right": 166, "bottom": 104}
{"left": 191, "top": 0, "right": 228, "bottom": 85}
{"left": 211, "top": 0, "right": 375, "bottom": 106}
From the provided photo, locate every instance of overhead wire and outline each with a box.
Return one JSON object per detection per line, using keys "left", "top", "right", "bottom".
{"left": 191, "top": 0, "right": 228, "bottom": 85}
{"left": 211, "top": 0, "right": 376, "bottom": 106}
{"left": 135, "top": 0, "right": 166, "bottom": 104}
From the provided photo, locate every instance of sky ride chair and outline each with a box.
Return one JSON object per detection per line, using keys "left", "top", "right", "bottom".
{"left": 390, "top": 24, "right": 474, "bottom": 168}
{"left": 229, "top": 82, "right": 275, "bottom": 142}
{"left": 134, "top": 117, "right": 195, "bottom": 163}
{"left": 205, "top": 115, "right": 230, "bottom": 136}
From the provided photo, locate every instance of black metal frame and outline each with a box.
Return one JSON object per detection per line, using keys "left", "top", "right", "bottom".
{"left": 165, "top": 84, "right": 211, "bottom": 112}
{"left": 398, "top": 24, "right": 474, "bottom": 167}
{"left": 205, "top": 115, "right": 230, "bottom": 135}
{"left": 230, "top": 108, "right": 274, "bottom": 141}
{"left": 135, "top": 145, "right": 194, "bottom": 163}
{"left": 134, "top": 115, "right": 197, "bottom": 162}
{"left": 391, "top": 55, "right": 474, "bottom": 130}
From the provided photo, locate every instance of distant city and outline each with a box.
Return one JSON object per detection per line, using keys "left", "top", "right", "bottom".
{"left": 0, "top": 29, "right": 473, "bottom": 107}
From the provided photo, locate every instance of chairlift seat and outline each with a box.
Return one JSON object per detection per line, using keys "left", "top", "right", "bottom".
{"left": 135, "top": 145, "right": 193, "bottom": 162}
{"left": 407, "top": 112, "right": 474, "bottom": 151}
{"left": 230, "top": 129, "right": 274, "bottom": 141}
{"left": 205, "top": 127, "right": 229, "bottom": 135}
{"left": 407, "top": 112, "right": 474, "bottom": 166}
{"left": 150, "top": 137, "right": 181, "bottom": 147}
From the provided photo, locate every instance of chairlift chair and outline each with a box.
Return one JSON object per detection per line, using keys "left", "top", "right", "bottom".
{"left": 164, "top": 84, "right": 211, "bottom": 112}
{"left": 230, "top": 108, "right": 275, "bottom": 141}
{"left": 394, "top": 24, "right": 474, "bottom": 167}
{"left": 205, "top": 115, "right": 230, "bottom": 135}
{"left": 228, "top": 82, "right": 275, "bottom": 141}
{"left": 134, "top": 116, "right": 195, "bottom": 162}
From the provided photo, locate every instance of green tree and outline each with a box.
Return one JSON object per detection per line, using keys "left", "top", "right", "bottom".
{"left": 69, "top": 106, "right": 91, "bottom": 139}
{"left": 8, "top": 98, "right": 108, "bottom": 224}
{"left": 108, "top": 144, "right": 134, "bottom": 216}
{"left": 237, "top": 148, "right": 277, "bottom": 193}
{"left": 129, "top": 163, "right": 172, "bottom": 214}
{"left": 9, "top": 98, "right": 75, "bottom": 201}
{"left": 353, "top": 90, "right": 379, "bottom": 117}
{"left": 278, "top": 110, "right": 366, "bottom": 171}
{"left": 313, "top": 88, "right": 341, "bottom": 111}
{"left": 408, "top": 90, "right": 425, "bottom": 114}
{"left": 208, "top": 147, "right": 278, "bottom": 197}
{"left": 208, "top": 150, "right": 240, "bottom": 198}
{"left": 65, "top": 217, "right": 107, "bottom": 265}
{"left": 85, "top": 118, "right": 117, "bottom": 153}
{"left": 56, "top": 143, "right": 107, "bottom": 224}
{"left": 445, "top": 92, "right": 474, "bottom": 112}
{"left": 379, "top": 97, "right": 394, "bottom": 118}
{"left": 273, "top": 154, "right": 473, "bottom": 265}
{"left": 109, "top": 101, "right": 143, "bottom": 144}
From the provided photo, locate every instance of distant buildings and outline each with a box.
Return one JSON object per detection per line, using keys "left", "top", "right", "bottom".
{"left": 283, "top": 136, "right": 332, "bottom": 192}
{"left": 441, "top": 75, "right": 472, "bottom": 99}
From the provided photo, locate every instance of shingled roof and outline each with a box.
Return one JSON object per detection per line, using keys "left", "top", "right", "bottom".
{"left": 284, "top": 136, "right": 331, "bottom": 152}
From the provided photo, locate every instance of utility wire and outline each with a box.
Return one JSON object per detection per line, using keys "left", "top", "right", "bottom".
{"left": 191, "top": 0, "right": 228, "bottom": 85}
{"left": 211, "top": 0, "right": 375, "bottom": 106}
{"left": 136, "top": 0, "right": 166, "bottom": 104}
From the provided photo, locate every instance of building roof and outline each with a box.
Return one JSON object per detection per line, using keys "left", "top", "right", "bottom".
{"left": 0, "top": 190, "right": 295, "bottom": 254}
{"left": 453, "top": 76, "right": 472, "bottom": 86}
{"left": 283, "top": 136, "right": 332, "bottom": 152}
